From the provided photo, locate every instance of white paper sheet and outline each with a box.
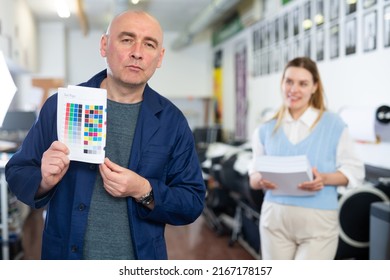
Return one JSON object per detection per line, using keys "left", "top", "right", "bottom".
{"left": 255, "top": 155, "right": 314, "bottom": 196}
{"left": 57, "top": 86, "right": 107, "bottom": 163}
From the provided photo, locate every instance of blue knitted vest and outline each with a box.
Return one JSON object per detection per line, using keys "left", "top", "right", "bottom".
{"left": 259, "top": 111, "right": 345, "bottom": 210}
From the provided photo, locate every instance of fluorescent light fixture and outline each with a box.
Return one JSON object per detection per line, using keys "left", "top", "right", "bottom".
{"left": 0, "top": 51, "right": 17, "bottom": 127}
{"left": 56, "top": 0, "right": 71, "bottom": 18}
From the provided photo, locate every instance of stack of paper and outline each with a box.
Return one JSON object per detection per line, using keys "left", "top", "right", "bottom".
{"left": 255, "top": 155, "right": 314, "bottom": 196}
{"left": 57, "top": 85, "right": 107, "bottom": 164}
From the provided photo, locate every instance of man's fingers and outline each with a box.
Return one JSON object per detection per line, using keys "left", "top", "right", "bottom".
{"left": 50, "top": 141, "right": 69, "bottom": 154}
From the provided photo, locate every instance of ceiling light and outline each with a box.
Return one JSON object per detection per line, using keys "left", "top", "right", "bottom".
{"left": 131, "top": 0, "right": 140, "bottom": 4}
{"left": 314, "top": 14, "right": 324, "bottom": 25}
{"left": 56, "top": 0, "right": 71, "bottom": 18}
{"left": 302, "top": 19, "right": 313, "bottom": 30}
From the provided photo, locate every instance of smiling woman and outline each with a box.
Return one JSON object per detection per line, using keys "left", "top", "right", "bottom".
{"left": 248, "top": 57, "right": 365, "bottom": 260}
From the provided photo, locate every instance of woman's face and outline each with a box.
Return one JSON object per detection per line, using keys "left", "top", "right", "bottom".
{"left": 281, "top": 66, "right": 318, "bottom": 119}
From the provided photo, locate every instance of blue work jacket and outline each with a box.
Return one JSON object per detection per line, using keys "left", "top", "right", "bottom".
{"left": 5, "top": 70, "right": 206, "bottom": 260}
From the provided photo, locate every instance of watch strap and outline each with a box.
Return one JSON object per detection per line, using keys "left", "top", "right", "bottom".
{"left": 136, "top": 190, "right": 154, "bottom": 206}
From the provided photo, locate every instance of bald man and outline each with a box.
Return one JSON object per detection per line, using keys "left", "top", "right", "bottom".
{"left": 6, "top": 11, "right": 206, "bottom": 260}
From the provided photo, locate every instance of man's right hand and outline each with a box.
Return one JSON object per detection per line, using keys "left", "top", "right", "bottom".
{"left": 37, "top": 141, "right": 70, "bottom": 197}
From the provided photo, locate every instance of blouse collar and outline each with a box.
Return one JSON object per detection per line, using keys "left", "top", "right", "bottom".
{"left": 284, "top": 107, "right": 320, "bottom": 127}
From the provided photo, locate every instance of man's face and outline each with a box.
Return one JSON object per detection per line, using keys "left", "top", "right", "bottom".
{"left": 100, "top": 12, "right": 165, "bottom": 88}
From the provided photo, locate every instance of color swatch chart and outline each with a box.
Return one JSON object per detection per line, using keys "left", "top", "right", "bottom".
{"left": 64, "top": 103, "right": 82, "bottom": 144}
{"left": 83, "top": 105, "right": 104, "bottom": 155}
{"left": 58, "top": 86, "right": 107, "bottom": 164}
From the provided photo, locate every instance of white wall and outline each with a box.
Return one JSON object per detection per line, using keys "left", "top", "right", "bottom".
{"left": 0, "top": 0, "right": 37, "bottom": 72}
{"left": 12, "top": 22, "right": 67, "bottom": 112}
{"left": 67, "top": 29, "right": 106, "bottom": 85}
{"left": 149, "top": 32, "right": 212, "bottom": 98}
{"left": 66, "top": 30, "right": 213, "bottom": 99}
{"left": 38, "top": 22, "right": 66, "bottom": 78}
{"left": 216, "top": 0, "right": 390, "bottom": 140}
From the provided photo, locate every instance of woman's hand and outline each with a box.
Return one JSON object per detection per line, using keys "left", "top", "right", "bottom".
{"left": 298, "top": 167, "right": 324, "bottom": 192}
{"left": 249, "top": 172, "right": 277, "bottom": 190}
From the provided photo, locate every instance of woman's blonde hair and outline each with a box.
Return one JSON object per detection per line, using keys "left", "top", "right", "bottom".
{"left": 273, "top": 57, "right": 327, "bottom": 132}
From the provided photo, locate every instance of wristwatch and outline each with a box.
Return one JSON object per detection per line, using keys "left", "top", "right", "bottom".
{"left": 136, "top": 190, "right": 154, "bottom": 206}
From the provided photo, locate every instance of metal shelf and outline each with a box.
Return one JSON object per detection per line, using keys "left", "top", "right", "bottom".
{"left": 0, "top": 166, "right": 9, "bottom": 260}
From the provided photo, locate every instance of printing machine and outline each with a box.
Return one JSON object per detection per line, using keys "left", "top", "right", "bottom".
{"left": 0, "top": 110, "right": 37, "bottom": 152}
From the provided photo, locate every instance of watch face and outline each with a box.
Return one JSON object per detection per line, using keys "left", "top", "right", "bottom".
{"left": 138, "top": 190, "right": 154, "bottom": 205}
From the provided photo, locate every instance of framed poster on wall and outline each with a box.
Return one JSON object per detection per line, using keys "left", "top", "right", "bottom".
{"left": 292, "top": 38, "right": 301, "bottom": 59}
{"left": 330, "top": 24, "right": 339, "bottom": 59}
{"left": 273, "top": 44, "right": 281, "bottom": 72}
{"left": 384, "top": 5, "right": 390, "bottom": 48}
{"left": 234, "top": 43, "right": 247, "bottom": 140}
{"left": 345, "top": 0, "right": 357, "bottom": 15}
{"left": 266, "top": 22, "right": 272, "bottom": 47}
{"left": 363, "top": 0, "right": 377, "bottom": 9}
{"left": 315, "top": 0, "right": 324, "bottom": 26}
{"left": 303, "top": 1, "right": 312, "bottom": 31}
{"left": 363, "top": 11, "right": 377, "bottom": 52}
{"left": 345, "top": 17, "right": 357, "bottom": 55}
{"left": 259, "top": 25, "right": 265, "bottom": 49}
{"left": 303, "top": 35, "right": 311, "bottom": 58}
{"left": 283, "top": 13, "right": 289, "bottom": 39}
{"left": 260, "top": 50, "right": 270, "bottom": 75}
{"left": 213, "top": 50, "right": 223, "bottom": 124}
{"left": 254, "top": 28, "right": 260, "bottom": 51}
{"left": 293, "top": 7, "right": 300, "bottom": 36}
{"left": 316, "top": 27, "right": 325, "bottom": 61}
{"left": 274, "top": 17, "right": 280, "bottom": 43}
{"left": 329, "top": 0, "right": 339, "bottom": 21}
{"left": 282, "top": 40, "right": 290, "bottom": 66}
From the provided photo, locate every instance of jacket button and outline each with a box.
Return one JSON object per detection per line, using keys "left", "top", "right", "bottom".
{"left": 71, "top": 245, "right": 78, "bottom": 253}
{"left": 89, "top": 165, "right": 96, "bottom": 170}
{"left": 78, "top": 204, "right": 86, "bottom": 211}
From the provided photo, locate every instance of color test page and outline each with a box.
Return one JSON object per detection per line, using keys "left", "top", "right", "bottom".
{"left": 57, "top": 85, "right": 107, "bottom": 164}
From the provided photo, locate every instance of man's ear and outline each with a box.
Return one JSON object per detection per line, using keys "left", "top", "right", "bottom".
{"left": 157, "top": 48, "right": 165, "bottom": 68}
{"left": 100, "top": 34, "right": 108, "bottom": 57}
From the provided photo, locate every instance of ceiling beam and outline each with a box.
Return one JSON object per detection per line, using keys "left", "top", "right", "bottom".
{"left": 76, "top": 0, "right": 89, "bottom": 36}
